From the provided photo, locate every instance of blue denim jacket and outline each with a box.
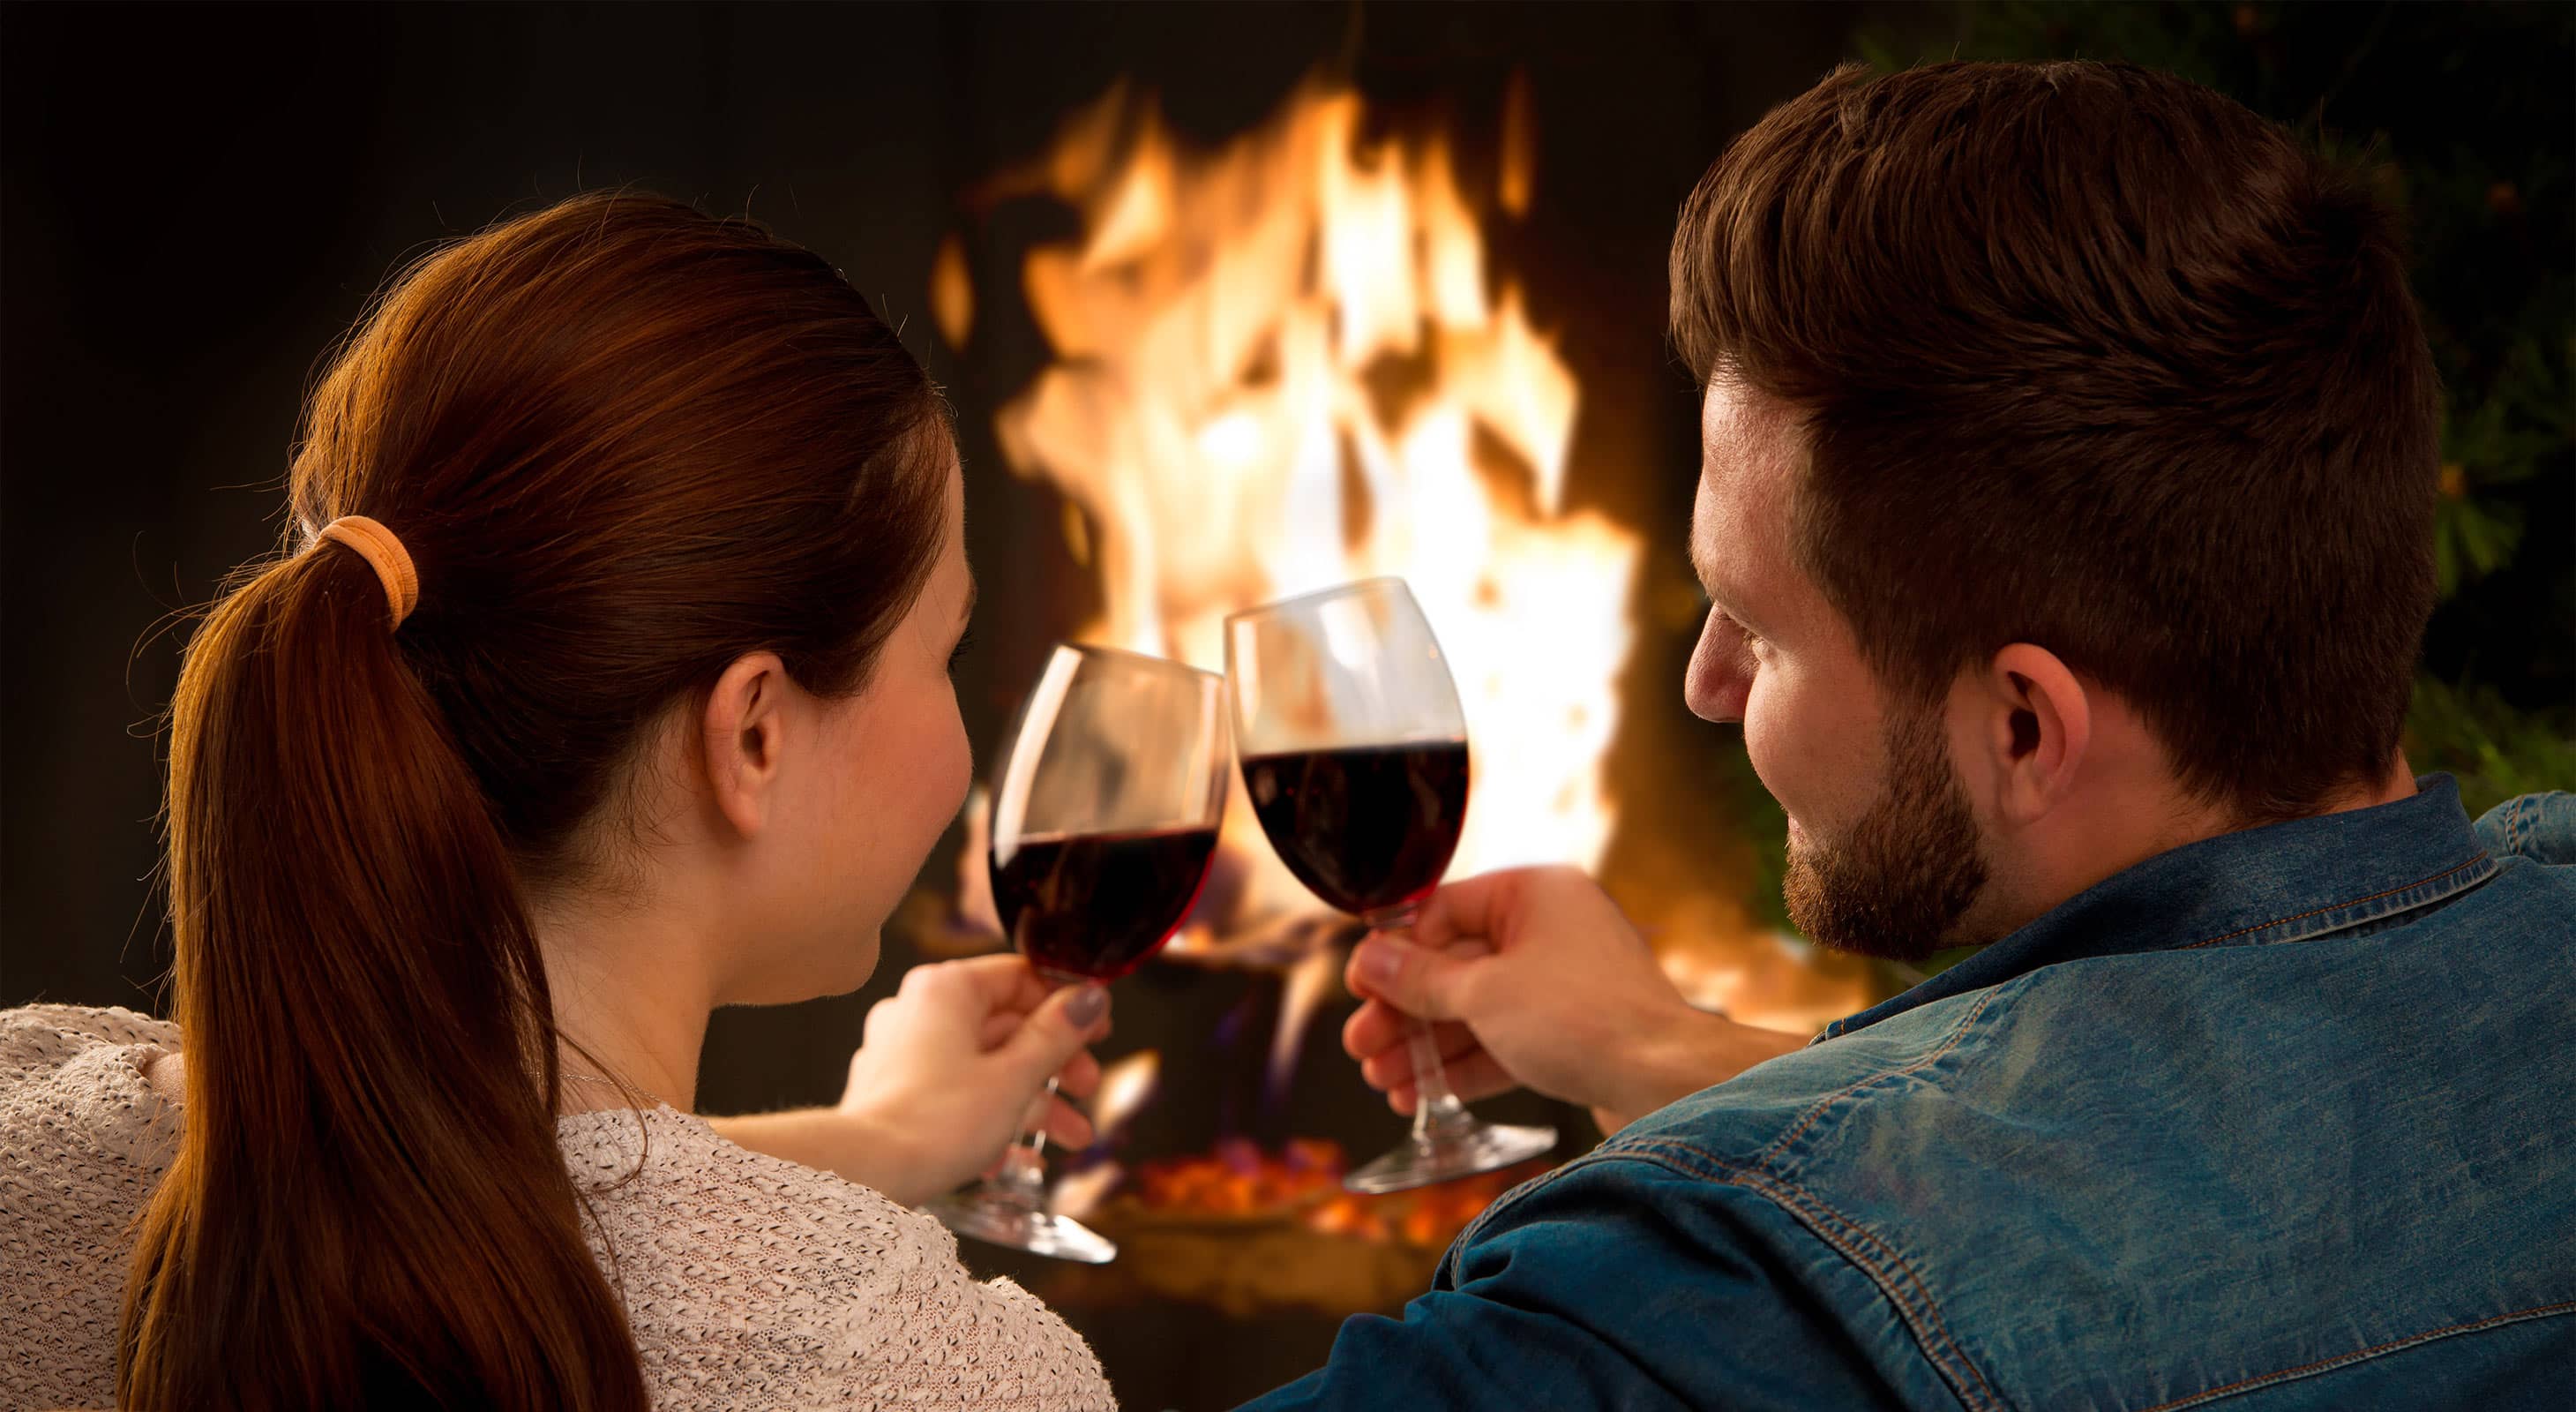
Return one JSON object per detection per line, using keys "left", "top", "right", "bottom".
{"left": 1243, "top": 780, "right": 2575, "bottom": 1409}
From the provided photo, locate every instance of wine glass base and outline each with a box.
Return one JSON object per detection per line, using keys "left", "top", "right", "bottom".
{"left": 923, "top": 1192, "right": 1119, "bottom": 1265}
{"left": 1344, "top": 1120, "right": 1558, "bottom": 1195}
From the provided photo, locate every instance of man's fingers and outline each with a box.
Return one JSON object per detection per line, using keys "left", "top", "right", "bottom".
{"left": 1383, "top": 1052, "right": 1517, "bottom": 1115}
{"left": 1345, "top": 935, "right": 1483, "bottom": 1022}
{"left": 1359, "top": 1030, "right": 1485, "bottom": 1093}
{"left": 1408, "top": 870, "right": 1524, "bottom": 950}
{"left": 1344, "top": 1000, "right": 1473, "bottom": 1067}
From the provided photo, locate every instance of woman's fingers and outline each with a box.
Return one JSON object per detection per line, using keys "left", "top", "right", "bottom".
{"left": 1054, "top": 1047, "right": 1102, "bottom": 1100}
{"left": 1042, "top": 1093, "right": 1096, "bottom": 1151}
{"left": 977, "top": 996, "right": 1112, "bottom": 1052}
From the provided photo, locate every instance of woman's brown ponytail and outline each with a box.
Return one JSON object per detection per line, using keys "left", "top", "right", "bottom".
{"left": 122, "top": 192, "right": 949, "bottom": 1409}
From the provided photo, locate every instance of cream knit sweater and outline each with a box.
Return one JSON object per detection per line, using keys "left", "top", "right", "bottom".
{"left": 0, "top": 1004, "right": 1116, "bottom": 1410}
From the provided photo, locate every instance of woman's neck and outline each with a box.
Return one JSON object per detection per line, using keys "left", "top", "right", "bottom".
{"left": 529, "top": 884, "right": 717, "bottom": 1114}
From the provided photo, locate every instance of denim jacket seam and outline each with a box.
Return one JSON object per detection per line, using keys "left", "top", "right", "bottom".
{"left": 1597, "top": 1136, "right": 2003, "bottom": 1412}
{"left": 1443, "top": 1162, "right": 1587, "bottom": 1282}
{"left": 2129, "top": 1299, "right": 2576, "bottom": 1411}
{"left": 2175, "top": 850, "right": 2493, "bottom": 951}
{"left": 1756, "top": 985, "right": 2010, "bottom": 1172}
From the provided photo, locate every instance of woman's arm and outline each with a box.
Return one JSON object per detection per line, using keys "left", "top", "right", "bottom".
{"left": 708, "top": 957, "right": 1106, "bottom": 1207}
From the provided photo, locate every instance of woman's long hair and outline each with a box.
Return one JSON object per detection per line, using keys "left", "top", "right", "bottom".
{"left": 120, "top": 192, "right": 950, "bottom": 1409}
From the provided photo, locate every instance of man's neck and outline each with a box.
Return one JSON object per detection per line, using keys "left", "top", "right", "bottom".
{"left": 1975, "top": 753, "right": 2418, "bottom": 948}
{"left": 2314, "top": 754, "right": 2420, "bottom": 816}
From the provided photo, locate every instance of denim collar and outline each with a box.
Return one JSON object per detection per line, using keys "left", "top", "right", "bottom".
{"left": 1820, "top": 775, "right": 2497, "bottom": 1041}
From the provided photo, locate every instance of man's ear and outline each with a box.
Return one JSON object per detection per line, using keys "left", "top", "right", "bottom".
{"left": 701, "top": 652, "right": 790, "bottom": 839}
{"left": 1969, "top": 643, "right": 2092, "bottom": 828}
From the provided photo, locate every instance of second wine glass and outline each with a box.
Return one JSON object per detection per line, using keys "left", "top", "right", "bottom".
{"left": 923, "top": 643, "right": 1228, "bottom": 1263}
{"left": 1225, "top": 577, "right": 1557, "bottom": 1194}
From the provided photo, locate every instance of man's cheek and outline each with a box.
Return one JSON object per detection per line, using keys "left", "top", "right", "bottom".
{"left": 1740, "top": 699, "right": 1797, "bottom": 826}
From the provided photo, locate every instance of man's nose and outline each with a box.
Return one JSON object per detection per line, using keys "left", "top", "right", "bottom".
{"left": 1685, "top": 631, "right": 1747, "bottom": 724}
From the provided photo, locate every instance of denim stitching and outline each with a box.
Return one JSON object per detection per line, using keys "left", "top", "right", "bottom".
{"left": 1450, "top": 843, "right": 2519, "bottom": 1405}
{"left": 2131, "top": 1300, "right": 2576, "bottom": 1411}
{"left": 1603, "top": 1137, "right": 2005, "bottom": 1412}
{"left": 1757, "top": 987, "right": 2004, "bottom": 1170}
{"left": 2175, "top": 852, "right": 2491, "bottom": 950}
{"left": 1592, "top": 1130, "right": 2574, "bottom": 1412}
{"left": 1442, "top": 1162, "right": 1579, "bottom": 1283}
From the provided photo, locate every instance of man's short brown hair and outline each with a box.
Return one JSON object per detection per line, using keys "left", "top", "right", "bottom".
{"left": 1673, "top": 61, "right": 2440, "bottom": 822}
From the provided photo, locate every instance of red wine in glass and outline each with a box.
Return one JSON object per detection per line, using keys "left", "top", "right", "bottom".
{"left": 1225, "top": 577, "right": 1556, "bottom": 1194}
{"left": 924, "top": 643, "right": 1229, "bottom": 1265}
{"left": 1239, "top": 744, "right": 1469, "bottom": 917}
{"left": 992, "top": 827, "right": 1220, "bottom": 981}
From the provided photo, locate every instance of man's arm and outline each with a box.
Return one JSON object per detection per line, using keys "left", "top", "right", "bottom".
{"left": 1342, "top": 866, "right": 1808, "bottom": 1132}
{"left": 1234, "top": 1144, "right": 1940, "bottom": 1411}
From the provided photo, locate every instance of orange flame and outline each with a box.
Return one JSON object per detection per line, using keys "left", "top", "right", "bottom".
{"left": 931, "top": 75, "right": 1883, "bottom": 1066}
{"left": 955, "top": 78, "right": 1639, "bottom": 928}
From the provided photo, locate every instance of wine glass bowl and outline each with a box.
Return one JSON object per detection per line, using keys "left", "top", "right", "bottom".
{"left": 1225, "top": 578, "right": 1557, "bottom": 1194}
{"left": 924, "top": 644, "right": 1228, "bottom": 1263}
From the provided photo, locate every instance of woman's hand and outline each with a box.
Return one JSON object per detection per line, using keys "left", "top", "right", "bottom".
{"left": 710, "top": 955, "right": 1109, "bottom": 1207}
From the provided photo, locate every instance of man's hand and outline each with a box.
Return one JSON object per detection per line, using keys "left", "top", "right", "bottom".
{"left": 712, "top": 955, "right": 1107, "bottom": 1207}
{"left": 1343, "top": 866, "right": 1806, "bottom": 1132}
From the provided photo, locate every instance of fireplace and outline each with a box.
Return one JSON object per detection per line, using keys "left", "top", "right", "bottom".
{"left": 677, "top": 7, "right": 1892, "bottom": 1406}
{"left": 879, "top": 33, "right": 1886, "bottom": 1409}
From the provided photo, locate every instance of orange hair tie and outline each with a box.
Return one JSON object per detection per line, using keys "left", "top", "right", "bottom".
{"left": 318, "top": 515, "right": 419, "bottom": 630}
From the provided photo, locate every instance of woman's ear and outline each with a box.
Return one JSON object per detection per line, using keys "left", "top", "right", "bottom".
{"left": 1973, "top": 643, "right": 2092, "bottom": 828}
{"left": 701, "top": 651, "right": 790, "bottom": 838}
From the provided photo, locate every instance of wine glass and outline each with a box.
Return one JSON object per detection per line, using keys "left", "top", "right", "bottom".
{"left": 923, "top": 643, "right": 1228, "bottom": 1264}
{"left": 1224, "top": 577, "right": 1557, "bottom": 1194}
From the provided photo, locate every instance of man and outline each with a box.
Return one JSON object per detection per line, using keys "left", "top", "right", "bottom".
{"left": 1243, "top": 60, "right": 2573, "bottom": 1410}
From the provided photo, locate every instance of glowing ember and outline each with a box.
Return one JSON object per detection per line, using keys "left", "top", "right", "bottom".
{"left": 1124, "top": 1138, "right": 1536, "bottom": 1250}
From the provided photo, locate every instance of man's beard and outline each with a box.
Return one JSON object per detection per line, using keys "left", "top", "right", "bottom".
{"left": 1782, "top": 702, "right": 1991, "bottom": 963}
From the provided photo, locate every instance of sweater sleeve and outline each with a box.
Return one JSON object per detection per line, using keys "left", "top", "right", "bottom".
{"left": 560, "top": 1106, "right": 1119, "bottom": 1411}
{"left": 1, "top": 1004, "right": 183, "bottom": 1410}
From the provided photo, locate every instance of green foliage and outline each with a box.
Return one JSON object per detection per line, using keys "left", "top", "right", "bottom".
{"left": 1712, "top": 735, "right": 1791, "bottom": 933}
{"left": 2408, "top": 675, "right": 2576, "bottom": 819}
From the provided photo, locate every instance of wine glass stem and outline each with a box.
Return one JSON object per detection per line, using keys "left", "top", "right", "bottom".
{"left": 992, "top": 1077, "right": 1060, "bottom": 1212}
{"left": 1372, "top": 905, "right": 1474, "bottom": 1144}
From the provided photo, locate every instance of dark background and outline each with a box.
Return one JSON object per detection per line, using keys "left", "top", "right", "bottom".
{"left": 5, "top": 3, "right": 2566, "bottom": 1408}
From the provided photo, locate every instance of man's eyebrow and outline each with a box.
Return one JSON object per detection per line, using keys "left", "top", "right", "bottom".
{"left": 1688, "top": 532, "right": 1771, "bottom": 634}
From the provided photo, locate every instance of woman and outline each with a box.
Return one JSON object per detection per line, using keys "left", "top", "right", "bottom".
{"left": 1, "top": 192, "right": 1118, "bottom": 1409}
